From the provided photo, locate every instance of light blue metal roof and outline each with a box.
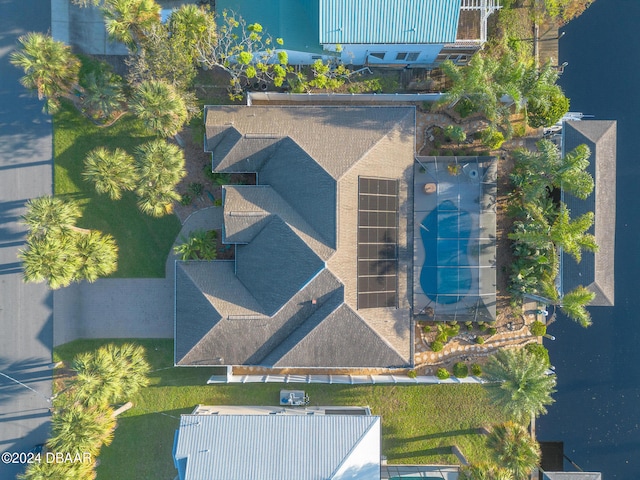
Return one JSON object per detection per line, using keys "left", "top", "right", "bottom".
{"left": 173, "top": 414, "right": 380, "bottom": 480}
{"left": 319, "top": 0, "right": 461, "bottom": 44}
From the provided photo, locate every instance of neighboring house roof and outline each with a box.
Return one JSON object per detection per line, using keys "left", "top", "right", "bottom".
{"left": 561, "top": 120, "right": 616, "bottom": 306}
{"left": 175, "top": 106, "right": 415, "bottom": 368}
{"left": 543, "top": 473, "right": 602, "bottom": 480}
{"left": 173, "top": 413, "right": 381, "bottom": 480}
{"left": 319, "top": 0, "right": 461, "bottom": 45}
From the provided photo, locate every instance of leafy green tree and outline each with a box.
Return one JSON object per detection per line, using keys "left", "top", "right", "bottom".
{"left": 560, "top": 285, "right": 596, "bottom": 327}
{"left": 135, "top": 139, "right": 185, "bottom": 216}
{"left": 49, "top": 404, "right": 116, "bottom": 457}
{"left": 528, "top": 89, "right": 569, "bottom": 127}
{"left": 169, "top": 4, "right": 217, "bottom": 62}
{"left": 83, "top": 147, "right": 138, "bottom": 200}
{"left": 483, "top": 347, "right": 556, "bottom": 421}
{"left": 130, "top": 80, "right": 188, "bottom": 137}
{"left": 460, "top": 463, "right": 513, "bottom": 480}
{"left": 485, "top": 422, "right": 541, "bottom": 480}
{"left": 194, "top": 11, "right": 290, "bottom": 100}
{"left": 174, "top": 230, "right": 218, "bottom": 260}
{"left": 80, "top": 71, "right": 125, "bottom": 121}
{"left": 72, "top": 343, "right": 151, "bottom": 407}
{"left": 10, "top": 32, "right": 81, "bottom": 113}
{"left": 102, "top": 0, "right": 161, "bottom": 49}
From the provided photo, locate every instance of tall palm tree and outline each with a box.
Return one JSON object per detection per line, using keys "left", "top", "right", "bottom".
{"left": 10, "top": 32, "right": 81, "bottom": 113}
{"left": 19, "top": 459, "right": 96, "bottom": 480}
{"left": 73, "top": 230, "right": 118, "bottom": 282}
{"left": 22, "top": 196, "right": 82, "bottom": 241}
{"left": 135, "top": 139, "right": 185, "bottom": 216}
{"left": 483, "top": 347, "right": 556, "bottom": 421}
{"left": 48, "top": 404, "right": 116, "bottom": 457}
{"left": 83, "top": 147, "right": 138, "bottom": 200}
{"left": 485, "top": 422, "right": 541, "bottom": 480}
{"left": 102, "top": 0, "right": 161, "bottom": 49}
{"left": 560, "top": 285, "right": 596, "bottom": 327}
{"left": 130, "top": 79, "right": 188, "bottom": 137}
{"left": 460, "top": 463, "right": 513, "bottom": 480}
{"left": 80, "top": 71, "right": 125, "bottom": 121}
{"left": 72, "top": 343, "right": 151, "bottom": 407}
{"left": 19, "top": 234, "right": 80, "bottom": 290}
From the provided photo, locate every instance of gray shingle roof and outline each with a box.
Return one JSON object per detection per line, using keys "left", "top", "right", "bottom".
{"left": 543, "top": 474, "right": 602, "bottom": 480}
{"left": 561, "top": 120, "right": 616, "bottom": 306}
{"left": 176, "top": 106, "right": 415, "bottom": 368}
{"left": 173, "top": 414, "right": 381, "bottom": 480}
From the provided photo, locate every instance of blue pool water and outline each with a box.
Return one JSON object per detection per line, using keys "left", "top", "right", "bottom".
{"left": 419, "top": 200, "right": 472, "bottom": 304}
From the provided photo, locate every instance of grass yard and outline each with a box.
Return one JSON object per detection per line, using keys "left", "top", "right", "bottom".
{"left": 55, "top": 340, "right": 512, "bottom": 479}
{"left": 53, "top": 100, "right": 181, "bottom": 277}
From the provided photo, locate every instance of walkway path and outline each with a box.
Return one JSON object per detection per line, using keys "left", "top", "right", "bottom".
{"left": 0, "top": 2, "right": 55, "bottom": 477}
{"left": 53, "top": 207, "right": 223, "bottom": 345}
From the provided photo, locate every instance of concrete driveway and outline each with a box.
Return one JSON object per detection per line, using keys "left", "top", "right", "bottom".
{"left": 0, "top": 1, "right": 55, "bottom": 478}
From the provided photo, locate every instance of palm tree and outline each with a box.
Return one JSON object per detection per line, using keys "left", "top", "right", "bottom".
{"left": 48, "top": 404, "right": 116, "bottom": 457}
{"left": 102, "top": 0, "right": 161, "bottom": 49}
{"left": 168, "top": 4, "right": 216, "bottom": 60}
{"left": 549, "top": 205, "right": 598, "bottom": 263}
{"left": 19, "top": 235, "right": 80, "bottom": 290}
{"left": 10, "top": 32, "right": 81, "bottom": 113}
{"left": 80, "top": 71, "right": 125, "bottom": 121}
{"left": 19, "top": 459, "right": 96, "bottom": 480}
{"left": 83, "top": 147, "right": 138, "bottom": 200}
{"left": 72, "top": 343, "right": 151, "bottom": 407}
{"left": 173, "top": 229, "right": 217, "bottom": 260}
{"left": 22, "top": 196, "right": 82, "bottom": 241}
{"left": 135, "top": 139, "right": 185, "bottom": 216}
{"left": 483, "top": 347, "right": 556, "bottom": 421}
{"left": 130, "top": 79, "right": 188, "bottom": 137}
{"left": 485, "top": 422, "right": 541, "bottom": 480}
{"left": 74, "top": 231, "right": 119, "bottom": 282}
{"left": 460, "top": 463, "right": 513, "bottom": 480}
{"left": 560, "top": 285, "right": 596, "bottom": 327}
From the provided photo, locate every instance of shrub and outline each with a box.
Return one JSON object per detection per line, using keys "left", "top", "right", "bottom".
{"left": 481, "top": 127, "right": 505, "bottom": 150}
{"left": 525, "top": 343, "right": 551, "bottom": 367}
{"left": 436, "top": 368, "right": 450, "bottom": 380}
{"left": 422, "top": 325, "right": 432, "bottom": 333}
{"left": 407, "top": 370, "right": 417, "bottom": 379}
{"left": 476, "top": 336, "right": 485, "bottom": 344}
{"left": 453, "top": 362, "right": 469, "bottom": 378}
{"left": 188, "top": 182, "right": 203, "bottom": 196}
{"left": 431, "top": 340, "right": 444, "bottom": 352}
{"left": 465, "top": 321, "right": 474, "bottom": 330}
{"left": 454, "top": 98, "right": 476, "bottom": 118}
{"left": 180, "top": 193, "right": 192, "bottom": 206}
{"left": 479, "top": 323, "right": 488, "bottom": 332}
{"left": 487, "top": 327, "right": 497, "bottom": 336}
{"left": 429, "top": 149, "right": 440, "bottom": 156}
{"left": 446, "top": 324, "right": 460, "bottom": 337}
{"left": 471, "top": 363, "right": 482, "bottom": 376}
{"left": 530, "top": 320, "right": 547, "bottom": 337}
{"left": 447, "top": 163, "right": 462, "bottom": 176}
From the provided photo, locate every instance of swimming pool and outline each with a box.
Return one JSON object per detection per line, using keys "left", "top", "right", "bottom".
{"left": 419, "top": 200, "right": 472, "bottom": 304}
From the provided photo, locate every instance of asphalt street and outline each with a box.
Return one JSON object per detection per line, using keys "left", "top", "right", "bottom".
{"left": 0, "top": 0, "right": 55, "bottom": 478}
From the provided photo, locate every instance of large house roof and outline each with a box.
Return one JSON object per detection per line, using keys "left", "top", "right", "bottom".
{"left": 561, "top": 120, "right": 616, "bottom": 306}
{"left": 319, "top": 0, "right": 461, "bottom": 45}
{"left": 176, "top": 106, "right": 415, "bottom": 368}
{"left": 173, "top": 413, "right": 381, "bottom": 480}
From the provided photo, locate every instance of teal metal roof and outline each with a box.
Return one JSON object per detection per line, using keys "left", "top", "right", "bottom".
{"left": 319, "top": 0, "right": 461, "bottom": 44}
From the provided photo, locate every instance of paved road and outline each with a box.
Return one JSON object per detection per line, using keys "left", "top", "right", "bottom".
{"left": 0, "top": 1, "right": 54, "bottom": 478}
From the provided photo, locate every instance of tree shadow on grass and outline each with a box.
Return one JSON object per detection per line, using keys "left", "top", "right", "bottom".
{"left": 407, "top": 428, "right": 479, "bottom": 441}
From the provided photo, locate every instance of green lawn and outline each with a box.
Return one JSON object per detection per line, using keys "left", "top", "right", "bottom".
{"left": 55, "top": 340, "right": 511, "bottom": 479}
{"left": 53, "top": 100, "right": 181, "bottom": 277}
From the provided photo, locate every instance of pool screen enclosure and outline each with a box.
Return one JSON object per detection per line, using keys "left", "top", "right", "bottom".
{"left": 413, "top": 157, "right": 497, "bottom": 322}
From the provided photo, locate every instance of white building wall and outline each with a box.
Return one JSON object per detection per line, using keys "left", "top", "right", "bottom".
{"left": 324, "top": 43, "right": 444, "bottom": 65}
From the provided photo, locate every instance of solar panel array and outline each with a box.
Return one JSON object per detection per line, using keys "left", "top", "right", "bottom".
{"left": 357, "top": 177, "right": 399, "bottom": 309}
